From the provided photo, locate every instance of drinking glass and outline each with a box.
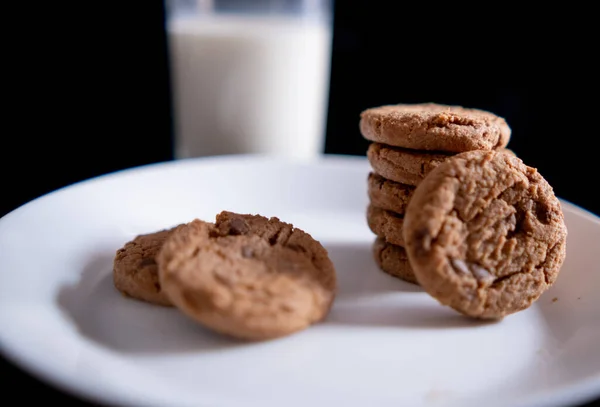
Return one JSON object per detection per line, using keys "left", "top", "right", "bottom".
{"left": 165, "top": 0, "right": 334, "bottom": 159}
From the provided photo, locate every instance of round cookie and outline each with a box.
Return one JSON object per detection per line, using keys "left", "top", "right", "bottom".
{"left": 366, "top": 204, "right": 405, "bottom": 247}
{"left": 368, "top": 172, "right": 415, "bottom": 214}
{"left": 403, "top": 150, "right": 567, "bottom": 319}
{"left": 157, "top": 211, "right": 337, "bottom": 340}
{"left": 367, "top": 143, "right": 516, "bottom": 187}
{"left": 360, "top": 103, "right": 511, "bottom": 153}
{"left": 372, "top": 237, "right": 418, "bottom": 285}
{"left": 113, "top": 227, "right": 180, "bottom": 306}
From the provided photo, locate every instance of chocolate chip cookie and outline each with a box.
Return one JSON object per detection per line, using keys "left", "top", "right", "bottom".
{"left": 368, "top": 172, "right": 415, "bottom": 214}
{"left": 113, "top": 227, "right": 179, "bottom": 306}
{"left": 360, "top": 103, "right": 511, "bottom": 153}
{"left": 157, "top": 212, "right": 337, "bottom": 340}
{"left": 367, "top": 204, "right": 405, "bottom": 247}
{"left": 367, "top": 143, "right": 515, "bottom": 187}
{"left": 403, "top": 150, "right": 567, "bottom": 319}
{"left": 372, "top": 237, "right": 418, "bottom": 285}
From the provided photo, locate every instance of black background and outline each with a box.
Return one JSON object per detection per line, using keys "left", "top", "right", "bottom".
{"left": 2, "top": 1, "right": 599, "bottom": 406}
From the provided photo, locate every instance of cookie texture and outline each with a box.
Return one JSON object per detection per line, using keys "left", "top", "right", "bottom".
{"left": 157, "top": 212, "right": 337, "bottom": 340}
{"left": 113, "top": 227, "right": 179, "bottom": 306}
{"left": 368, "top": 172, "right": 415, "bottom": 214}
{"left": 366, "top": 204, "right": 405, "bottom": 247}
{"left": 368, "top": 143, "right": 515, "bottom": 187}
{"left": 372, "top": 238, "right": 418, "bottom": 285}
{"left": 360, "top": 103, "right": 511, "bottom": 152}
{"left": 403, "top": 150, "right": 567, "bottom": 319}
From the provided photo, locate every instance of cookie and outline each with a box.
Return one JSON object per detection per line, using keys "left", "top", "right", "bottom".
{"left": 359, "top": 103, "right": 511, "bottom": 153}
{"left": 403, "top": 150, "right": 567, "bottom": 319}
{"left": 366, "top": 204, "right": 405, "bottom": 247}
{"left": 360, "top": 103, "right": 511, "bottom": 153}
{"left": 113, "top": 227, "right": 179, "bottom": 306}
{"left": 372, "top": 237, "right": 418, "bottom": 285}
{"left": 367, "top": 143, "right": 515, "bottom": 187}
{"left": 368, "top": 172, "right": 415, "bottom": 214}
{"left": 157, "top": 212, "right": 337, "bottom": 340}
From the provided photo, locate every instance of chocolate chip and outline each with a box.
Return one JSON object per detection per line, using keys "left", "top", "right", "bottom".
{"left": 535, "top": 202, "right": 551, "bottom": 224}
{"left": 414, "top": 226, "right": 432, "bottom": 255}
{"left": 228, "top": 217, "right": 249, "bottom": 235}
{"left": 287, "top": 243, "right": 307, "bottom": 253}
{"left": 139, "top": 257, "right": 156, "bottom": 267}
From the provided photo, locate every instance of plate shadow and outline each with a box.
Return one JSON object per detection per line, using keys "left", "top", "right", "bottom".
{"left": 323, "top": 241, "right": 423, "bottom": 302}
{"left": 324, "top": 241, "right": 498, "bottom": 329}
{"left": 56, "top": 252, "right": 245, "bottom": 355}
{"left": 325, "top": 302, "right": 500, "bottom": 329}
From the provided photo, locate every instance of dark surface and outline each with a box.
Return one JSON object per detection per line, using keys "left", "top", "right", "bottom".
{"left": 2, "top": 0, "right": 598, "bottom": 406}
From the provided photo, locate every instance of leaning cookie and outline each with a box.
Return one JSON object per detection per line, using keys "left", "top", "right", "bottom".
{"left": 367, "top": 143, "right": 516, "bottom": 187}
{"left": 372, "top": 237, "right": 418, "bottom": 285}
{"left": 113, "top": 226, "right": 181, "bottom": 306}
{"left": 360, "top": 103, "right": 511, "bottom": 153}
{"left": 157, "top": 212, "right": 337, "bottom": 341}
{"left": 403, "top": 150, "right": 567, "bottom": 319}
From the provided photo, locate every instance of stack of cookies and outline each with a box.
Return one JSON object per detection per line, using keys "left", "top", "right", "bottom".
{"left": 360, "top": 103, "right": 513, "bottom": 285}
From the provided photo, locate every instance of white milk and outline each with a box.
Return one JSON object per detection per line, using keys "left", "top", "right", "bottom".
{"left": 166, "top": 15, "right": 332, "bottom": 159}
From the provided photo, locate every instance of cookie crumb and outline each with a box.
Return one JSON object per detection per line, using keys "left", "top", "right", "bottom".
{"left": 552, "top": 297, "right": 558, "bottom": 303}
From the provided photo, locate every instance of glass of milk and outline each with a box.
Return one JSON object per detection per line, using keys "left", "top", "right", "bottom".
{"left": 165, "top": 0, "right": 333, "bottom": 160}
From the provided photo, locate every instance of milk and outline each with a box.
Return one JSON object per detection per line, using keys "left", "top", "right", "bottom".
{"left": 166, "top": 15, "right": 332, "bottom": 159}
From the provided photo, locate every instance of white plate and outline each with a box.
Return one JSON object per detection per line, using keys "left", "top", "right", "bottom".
{"left": 0, "top": 155, "right": 599, "bottom": 407}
